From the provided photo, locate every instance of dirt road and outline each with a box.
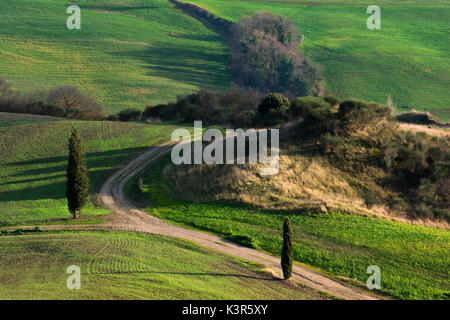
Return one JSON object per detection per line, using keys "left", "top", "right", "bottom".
{"left": 97, "top": 144, "right": 378, "bottom": 300}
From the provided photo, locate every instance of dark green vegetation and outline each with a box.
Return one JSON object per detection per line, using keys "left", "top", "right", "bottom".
{"left": 0, "top": 117, "right": 182, "bottom": 225}
{"left": 281, "top": 217, "right": 293, "bottom": 280}
{"left": 190, "top": 0, "right": 450, "bottom": 119}
{"left": 66, "top": 129, "right": 90, "bottom": 219}
{"left": 0, "top": 112, "right": 64, "bottom": 127}
{"left": 132, "top": 156, "right": 450, "bottom": 299}
{"left": 0, "top": 0, "right": 231, "bottom": 112}
{"left": 1, "top": 0, "right": 447, "bottom": 120}
{"left": 0, "top": 231, "right": 323, "bottom": 299}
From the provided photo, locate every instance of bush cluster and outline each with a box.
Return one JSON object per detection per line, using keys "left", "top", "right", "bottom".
{"left": 0, "top": 79, "right": 105, "bottom": 120}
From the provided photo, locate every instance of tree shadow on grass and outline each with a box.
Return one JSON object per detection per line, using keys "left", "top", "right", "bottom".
{"left": 0, "top": 146, "right": 151, "bottom": 202}
{"left": 81, "top": 5, "right": 161, "bottom": 12}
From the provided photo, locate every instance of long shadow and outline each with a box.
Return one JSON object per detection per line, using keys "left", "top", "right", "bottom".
{"left": 80, "top": 5, "right": 161, "bottom": 12}
{"left": 90, "top": 270, "right": 281, "bottom": 281}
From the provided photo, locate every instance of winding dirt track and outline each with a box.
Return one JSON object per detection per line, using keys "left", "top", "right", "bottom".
{"left": 98, "top": 144, "right": 378, "bottom": 300}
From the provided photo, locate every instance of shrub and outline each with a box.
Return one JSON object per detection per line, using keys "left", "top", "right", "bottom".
{"left": 337, "top": 99, "right": 391, "bottom": 133}
{"left": 0, "top": 78, "right": 12, "bottom": 95}
{"left": 66, "top": 128, "right": 89, "bottom": 219}
{"left": 364, "top": 195, "right": 378, "bottom": 208}
{"left": 118, "top": 108, "right": 142, "bottom": 122}
{"left": 414, "top": 203, "right": 434, "bottom": 219}
{"left": 232, "top": 109, "right": 256, "bottom": 128}
{"left": 226, "top": 234, "right": 256, "bottom": 248}
{"left": 433, "top": 208, "right": 450, "bottom": 220}
{"left": 25, "top": 101, "right": 65, "bottom": 117}
{"left": 258, "top": 93, "right": 290, "bottom": 114}
{"left": 257, "top": 93, "right": 289, "bottom": 126}
{"left": 289, "top": 96, "right": 330, "bottom": 119}
{"left": 144, "top": 89, "right": 262, "bottom": 126}
{"left": 321, "top": 133, "right": 344, "bottom": 154}
{"left": 302, "top": 106, "right": 336, "bottom": 136}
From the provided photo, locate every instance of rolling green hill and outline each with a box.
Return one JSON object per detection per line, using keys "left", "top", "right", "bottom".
{"left": 0, "top": 116, "right": 182, "bottom": 225}
{"left": 189, "top": 0, "right": 450, "bottom": 119}
{"left": 0, "top": 231, "right": 323, "bottom": 299}
{"left": 0, "top": 0, "right": 231, "bottom": 113}
{"left": 0, "top": 112, "right": 65, "bottom": 127}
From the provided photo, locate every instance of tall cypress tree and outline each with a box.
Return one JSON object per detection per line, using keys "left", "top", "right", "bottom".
{"left": 281, "top": 217, "right": 293, "bottom": 279}
{"left": 66, "top": 128, "right": 89, "bottom": 219}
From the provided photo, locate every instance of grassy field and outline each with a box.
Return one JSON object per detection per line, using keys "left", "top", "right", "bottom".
{"left": 0, "top": 230, "right": 323, "bottom": 299}
{"left": 0, "top": 116, "right": 182, "bottom": 225}
{"left": 132, "top": 155, "right": 450, "bottom": 300}
{"left": 190, "top": 0, "right": 450, "bottom": 118}
{"left": 0, "top": 0, "right": 231, "bottom": 112}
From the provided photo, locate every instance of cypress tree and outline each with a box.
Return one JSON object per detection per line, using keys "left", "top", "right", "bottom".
{"left": 281, "top": 217, "right": 293, "bottom": 279}
{"left": 66, "top": 128, "right": 89, "bottom": 219}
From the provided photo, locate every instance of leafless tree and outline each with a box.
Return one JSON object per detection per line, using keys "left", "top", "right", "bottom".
{"left": 229, "top": 12, "right": 321, "bottom": 98}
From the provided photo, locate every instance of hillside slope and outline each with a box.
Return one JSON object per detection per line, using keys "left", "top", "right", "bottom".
{"left": 0, "top": 231, "right": 323, "bottom": 299}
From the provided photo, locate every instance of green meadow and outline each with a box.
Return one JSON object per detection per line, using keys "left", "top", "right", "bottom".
{"left": 0, "top": 0, "right": 448, "bottom": 119}
{"left": 0, "top": 117, "right": 182, "bottom": 225}
{"left": 0, "top": 231, "right": 322, "bottom": 299}
{"left": 0, "top": 0, "right": 231, "bottom": 112}
{"left": 132, "top": 155, "right": 450, "bottom": 300}
{"left": 190, "top": 0, "right": 450, "bottom": 118}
